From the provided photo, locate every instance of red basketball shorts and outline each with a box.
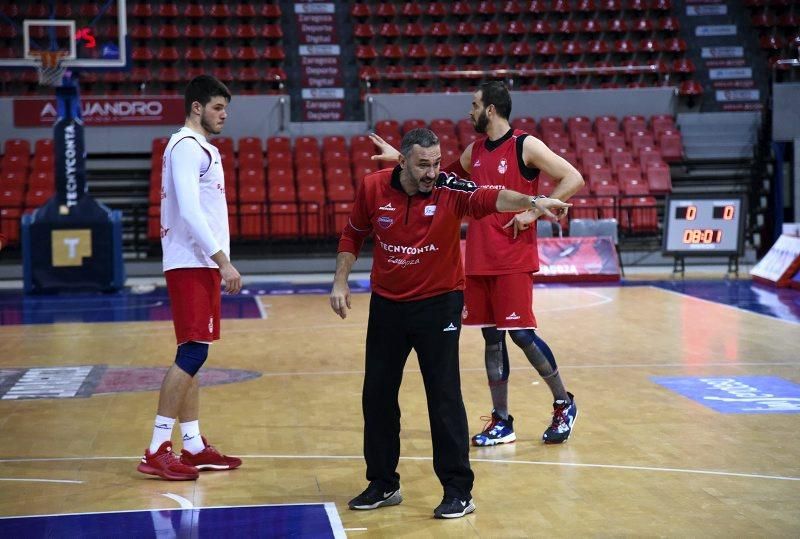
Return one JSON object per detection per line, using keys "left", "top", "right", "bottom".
{"left": 462, "top": 273, "right": 537, "bottom": 330}
{"left": 165, "top": 267, "right": 222, "bottom": 345}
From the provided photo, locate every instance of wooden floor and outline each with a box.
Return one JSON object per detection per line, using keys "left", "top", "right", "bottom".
{"left": 1, "top": 285, "right": 799, "bottom": 537}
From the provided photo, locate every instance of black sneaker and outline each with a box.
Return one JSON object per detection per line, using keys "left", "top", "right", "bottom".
{"left": 433, "top": 496, "right": 476, "bottom": 519}
{"left": 542, "top": 391, "right": 577, "bottom": 444}
{"left": 348, "top": 483, "right": 402, "bottom": 510}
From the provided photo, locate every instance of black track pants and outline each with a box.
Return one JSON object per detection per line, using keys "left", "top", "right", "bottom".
{"left": 362, "top": 290, "right": 474, "bottom": 498}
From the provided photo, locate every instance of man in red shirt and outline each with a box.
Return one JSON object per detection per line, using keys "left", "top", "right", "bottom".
{"left": 330, "top": 128, "right": 570, "bottom": 519}
{"left": 460, "top": 82, "right": 585, "bottom": 447}
{"left": 369, "top": 82, "right": 585, "bottom": 448}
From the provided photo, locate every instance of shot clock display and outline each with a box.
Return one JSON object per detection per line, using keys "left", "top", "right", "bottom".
{"left": 662, "top": 194, "right": 746, "bottom": 255}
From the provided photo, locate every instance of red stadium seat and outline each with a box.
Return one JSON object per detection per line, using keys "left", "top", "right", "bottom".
{"left": 401, "top": 2, "right": 422, "bottom": 18}
{"left": 269, "top": 203, "right": 299, "bottom": 238}
{"left": 147, "top": 205, "right": 160, "bottom": 241}
{"left": 593, "top": 178, "right": 620, "bottom": 197}
{"left": 269, "top": 181, "right": 296, "bottom": 203}
{"left": 610, "top": 150, "right": 634, "bottom": 172}
{"left": 297, "top": 183, "right": 326, "bottom": 204}
{"left": 530, "top": 19, "right": 553, "bottom": 36}
{"left": 403, "top": 22, "right": 425, "bottom": 39}
{"left": 4, "top": 139, "right": 31, "bottom": 156}
{"left": 379, "top": 22, "right": 401, "bottom": 40}
{"left": 645, "top": 161, "right": 672, "bottom": 194}
{"left": 2, "top": 154, "right": 29, "bottom": 174}
{"left": 586, "top": 165, "right": 613, "bottom": 191}
{"left": 679, "top": 80, "right": 704, "bottom": 97}
{"left": 0, "top": 186, "right": 24, "bottom": 208}
{"left": 329, "top": 201, "right": 354, "bottom": 236}
{"left": 239, "top": 182, "right": 268, "bottom": 204}
{"left": 239, "top": 203, "right": 267, "bottom": 239}
{"left": 375, "top": 2, "right": 397, "bottom": 18}
{"left": 25, "top": 187, "right": 53, "bottom": 209}
{"left": 658, "top": 130, "right": 683, "bottom": 162}
{"left": 620, "top": 196, "right": 658, "bottom": 233}
{"left": 512, "top": 117, "right": 537, "bottom": 134}
{"left": 620, "top": 177, "right": 650, "bottom": 196}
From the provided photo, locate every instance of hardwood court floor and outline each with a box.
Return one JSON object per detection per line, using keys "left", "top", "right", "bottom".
{"left": 0, "top": 285, "right": 798, "bottom": 537}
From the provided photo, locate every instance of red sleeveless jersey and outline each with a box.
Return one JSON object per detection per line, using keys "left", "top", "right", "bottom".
{"left": 465, "top": 129, "right": 540, "bottom": 275}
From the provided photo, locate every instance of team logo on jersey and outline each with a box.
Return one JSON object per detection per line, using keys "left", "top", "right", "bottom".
{"left": 424, "top": 205, "right": 437, "bottom": 216}
{"left": 498, "top": 158, "right": 508, "bottom": 174}
{"left": 379, "top": 202, "right": 396, "bottom": 211}
{"left": 473, "top": 160, "right": 481, "bottom": 168}
{"left": 377, "top": 215, "right": 394, "bottom": 229}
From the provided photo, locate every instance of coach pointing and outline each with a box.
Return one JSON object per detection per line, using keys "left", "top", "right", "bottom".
{"left": 330, "top": 128, "right": 569, "bottom": 519}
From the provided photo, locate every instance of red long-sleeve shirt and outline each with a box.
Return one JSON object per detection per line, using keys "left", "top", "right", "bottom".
{"left": 338, "top": 166, "right": 502, "bottom": 301}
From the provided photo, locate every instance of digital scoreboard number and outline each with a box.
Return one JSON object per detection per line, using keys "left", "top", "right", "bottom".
{"left": 662, "top": 194, "right": 746, "bottom": 256}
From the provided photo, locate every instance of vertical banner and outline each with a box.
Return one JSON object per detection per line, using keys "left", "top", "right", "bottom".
{"left": 53, "top": 86, "right": 87, "bottom": 210}
{"left": 294, "top": 2, "right": 345, "bottom": 121}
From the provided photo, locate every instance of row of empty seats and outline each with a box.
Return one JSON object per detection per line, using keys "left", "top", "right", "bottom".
{"left": 351, "top": 0, "right": 694, "bottom": 93}
{"left": 351, "top": 0, "right": 676, "bottom": 19}
{"left": 0, "top": 1, "right": 286, "bottom": 96}
{"left": 0, "top": 139, "right": 55, "bottom": 223}
{"left": 747, "top": 1, "right": 800, "bottom": 75}
{"left": 137, "top": 114, "right": 679, "bottom": 241}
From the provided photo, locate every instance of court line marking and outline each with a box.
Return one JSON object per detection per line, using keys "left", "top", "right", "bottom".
{"left": 324, "top": 501, "right": 347, "bottom": 539}
{"left": 0, "top": 478, "right": 83, "bottom": 484}
{"left": 649, "top": 285, "right": 800, "bottom": 326}
{"left": 247, "top": 361, "right": 800, "bottom": 377}
{"left": 162, "top": 493, "right": 193, "bottom": 509}
{"left": 0, "top": 502, "right": 341, "bottom": 520}
{"left": 0, "top": 455, "right": 796, "bottom": 482}
{"left": 0, "top": 301, "right": 166, "bottom": 314}
{"left": 254, "top": 298, "right": 268, "bottom": 320}
{"left": 0, "top": 362, "right": 795, "bottom": 385}
{"left": 536, "top": 289, "right": 614, "bottom": 313}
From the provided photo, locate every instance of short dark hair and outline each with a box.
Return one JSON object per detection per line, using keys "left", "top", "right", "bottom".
{"left": 400, "top": 128, "right": 440, "bottom": 158}
{"left": 478, "top": 81, "right": 512, "bottom": 120}
{"left": 184, "top": 75, "right": 231, "bottom": 116}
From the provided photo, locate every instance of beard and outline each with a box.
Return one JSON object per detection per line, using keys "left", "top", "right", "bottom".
{"left": 473, "top": 110, "right": 489, "bottom": 134}
{"left": 200, "top": 112, "right": 222, "bottom": 135}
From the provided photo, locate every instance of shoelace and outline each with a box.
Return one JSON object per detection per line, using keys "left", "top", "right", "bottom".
{"left": 478, "top": 415, "right": 500, "bottom": 434}
{"left": 155, "top": 447, "right": 182, "bottom": 465}
{"left": 549, "top": 403, "right": 569, "bottom": 429}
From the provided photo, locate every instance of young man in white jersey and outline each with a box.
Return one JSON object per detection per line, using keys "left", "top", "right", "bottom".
{"left": 137, "top": 75, "right": 243, "bottom": 481}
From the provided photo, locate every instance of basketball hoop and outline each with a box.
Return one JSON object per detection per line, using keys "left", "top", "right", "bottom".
{"left": 31, "top": 51, "right": 70, "bottom": 86}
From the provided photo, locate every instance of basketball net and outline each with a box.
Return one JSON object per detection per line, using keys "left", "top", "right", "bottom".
{"left": 31, "top": 51, "right": 69, "bottom": 87}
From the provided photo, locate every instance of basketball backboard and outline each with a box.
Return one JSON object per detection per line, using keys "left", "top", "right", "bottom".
{"left": 0, "top": 0, "right": 128, "bottom": 69}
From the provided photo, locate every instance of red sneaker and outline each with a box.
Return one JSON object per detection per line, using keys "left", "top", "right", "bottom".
{"left": 180, "top": 436, "right": 242, "bottom": 471}
{"left": 137, "top": 441, "right": 199, "bottom": 480}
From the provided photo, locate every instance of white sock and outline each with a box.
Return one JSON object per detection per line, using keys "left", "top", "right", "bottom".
{"left": 180, "top": 420, "right": 205, "bottom": 454}
{"left": 149, "top": 415, "right": 176, "bottom": 453}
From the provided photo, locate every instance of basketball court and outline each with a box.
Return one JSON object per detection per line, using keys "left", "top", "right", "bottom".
{"left": 0, "top": 279, "right": 798, "bottom": 536}
{"left": 1, "top": 1, "right": 799, "bottom": 537}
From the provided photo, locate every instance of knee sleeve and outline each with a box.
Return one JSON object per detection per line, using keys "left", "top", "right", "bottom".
{"left": 482, "top": 328, "right": 510, "bottom": 383}
{"left": 174, "top": 341, "right": 209, "bottom": 376}
{"left": 509, "top": 329, "right": 558, "bottom": 376}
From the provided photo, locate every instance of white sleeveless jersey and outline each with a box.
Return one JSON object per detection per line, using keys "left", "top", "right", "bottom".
{"left": 160, "top": 127, "right": 230, "bottom": 271}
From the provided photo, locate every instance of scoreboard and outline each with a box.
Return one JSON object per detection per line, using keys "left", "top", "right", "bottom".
{"left": 662, "top": 194, "right": 746, "bottom": 256}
